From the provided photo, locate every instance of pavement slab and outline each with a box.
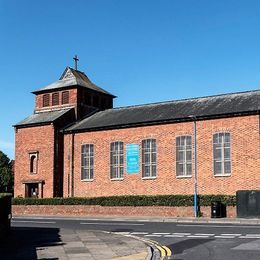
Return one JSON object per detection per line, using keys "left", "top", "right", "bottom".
{"left": 0, "top": 227, "right": 151, "bottom": 260}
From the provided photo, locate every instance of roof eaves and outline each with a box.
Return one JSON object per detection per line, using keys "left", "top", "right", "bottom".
{"left": 31, "top": 84, "right": 78, "bottom": 94}
{"left": 14, "top": 121, "right": 53, "bottom": 128}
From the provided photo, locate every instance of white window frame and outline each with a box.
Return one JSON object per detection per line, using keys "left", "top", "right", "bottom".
{"left": 142, "top": 139, "right": 157, "bottom": 179}
{"left": 176, "top": 135, "right": 192, "bottom": 178}
{"left": 213, "top": 132, "right": 231, "bottom": 176}
{"left": 81, "top": 144, "right": 94, "bottom": 181}
{"left": 110, "top": 141, "right": 124, "bottom": 180}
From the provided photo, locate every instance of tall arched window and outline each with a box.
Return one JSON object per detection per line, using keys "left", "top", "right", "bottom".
{"left": 29, "top": 153, "right": 38, "bottom": 174}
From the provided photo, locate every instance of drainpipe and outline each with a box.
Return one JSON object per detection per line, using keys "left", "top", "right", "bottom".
{"left": 71, "top": 133, "right": 75, "bottom": 197}
{"left": 193, "top": 118, "right": 198, "bottom": 217}
{"left": 189, "top": 115, "right": 198, "bottom": 217}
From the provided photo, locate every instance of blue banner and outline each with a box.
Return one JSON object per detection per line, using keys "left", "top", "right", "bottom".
{"left": 126, "top": 144, "right": 139, "bottom": 174}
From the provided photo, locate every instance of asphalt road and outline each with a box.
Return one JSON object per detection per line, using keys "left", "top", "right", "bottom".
{"left": 12, "top": 217, "right": 260, "bottom": 260}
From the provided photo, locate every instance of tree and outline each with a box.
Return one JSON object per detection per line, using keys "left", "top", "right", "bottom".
{"left": 0, "top": 151, "right": 14, "bottom": 193}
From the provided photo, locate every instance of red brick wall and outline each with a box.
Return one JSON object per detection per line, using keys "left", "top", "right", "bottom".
{"left": 63, "top": 115, "right": 260, "bottom": 198}
{"left": 14, "top": 125, "right": 55, "bottom": 198}
{"left": 35, "top": 88, "right": 77, "bottom": 111}
{"left": 12, "top": 205, "right": 236, "bottom": 218}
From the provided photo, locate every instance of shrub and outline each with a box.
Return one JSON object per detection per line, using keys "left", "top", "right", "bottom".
{"left": 12, "top": 194, "right": 236, "bottom": 207}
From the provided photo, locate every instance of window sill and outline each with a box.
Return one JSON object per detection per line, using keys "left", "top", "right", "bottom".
{"left": 81, "top": 179, "right": 94, "bottom": 182}
{"left": 214, "top": 174, "right": 231, "bottom": 177}
{"left": 176, "top": 175, "right": 192, "bottom": 179}
{"left": 110, "top": 178, "right": 124, "bottom": 181}
{"left": 142, "top": 176, "right": 157, "bottom": 180}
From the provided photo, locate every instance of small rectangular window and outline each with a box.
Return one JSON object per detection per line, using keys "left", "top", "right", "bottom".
{"left": 62, "top": 91, "right": 69, "bottom": 104}
{"left": 142, "top": 139, "right": 157, "bottom": 178}
{"left": 110, "top": 141, "right": 124, "bottom": 179}
{"left": 52, "top": 92, "right": 59, "bottom": 106}
{"left": 42, "top": 94, "right": 50, "bottom": 107}
{"left": 176, "top": 136, "right": 192, "bottom": 177}
{"left": 81, "top": 144, "right": 94, "bottom": 180}
{"left": 213, "top": 133, "right": 231, "bottom": 176}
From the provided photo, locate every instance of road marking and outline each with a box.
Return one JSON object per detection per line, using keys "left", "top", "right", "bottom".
{"left": 214, "top": 235, "right": 235, "bottom": 239}
{"left": 187, "top": 235, "right": 210, "bottom": 238}
{"left": 239, "top": 236, "right": 260, "bottom": 239}
{"left": 162, "top": 245, "right": 172, "bottom": 256}
{"left": 12, "top": 220, "right": 56, "bottom": 224}
{"left": 173, "top": 232, "right": 191, "bottom": 235}
{"left": 144, "top": 234, "right": 162, "bottom": 237}
{"left": 195, "top": 233, "right": 215, "bottom": 236}
{"left": 221, "top": 233, "right": 241, "bottom": 236}
{"left": 80, "top": 222, "right": 144, "bottom": 226}
{"left": 177, "top": 224, "right": 260, "bottom": 228}
{"left": 157, "top": 245, "right": 166, "bottom": 257}
{"left": 114, "top": 232, "right": 130, "bottom": 235}
{"left": 152, "top": 232, "right": 171, "bottom": 235}
{"left": 245, "top": 234, "right": 260, "bottom": 236}
{"left": 164, "top": 234, "right": 184, "bottom": 237}
{"left": 130, "top": 232, "right": 149, "bottom": 235}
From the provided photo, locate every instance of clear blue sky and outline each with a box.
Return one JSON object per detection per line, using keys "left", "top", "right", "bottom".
{"left": 1, "top": 0, "right": 260, "bottom": 159}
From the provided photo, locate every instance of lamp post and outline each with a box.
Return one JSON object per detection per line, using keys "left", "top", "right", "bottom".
{"left": 189, "top": 115, "right": 198, "bottom": 217}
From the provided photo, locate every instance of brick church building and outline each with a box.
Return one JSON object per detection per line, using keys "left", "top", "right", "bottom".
{"left": 14, "top": 66, "right": 260, "bottom": 198}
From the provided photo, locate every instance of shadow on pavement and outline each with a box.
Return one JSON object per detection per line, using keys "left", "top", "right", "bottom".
{"left": 168, "top": 238, "right": 214, "bottom": 258}
{"left": 0, "top": 226, "right": 62, "bottom": 260}
{"left": 110, "top": 228, "right": 133, "bottom": 232}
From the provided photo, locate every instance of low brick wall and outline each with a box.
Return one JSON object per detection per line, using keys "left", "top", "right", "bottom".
{"left": 13, "top": 205, "right": 236, "bottom": 218}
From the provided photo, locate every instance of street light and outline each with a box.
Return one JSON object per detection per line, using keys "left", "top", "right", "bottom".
{"left": 189, "top": 115, "right": 198, "bottom": 217}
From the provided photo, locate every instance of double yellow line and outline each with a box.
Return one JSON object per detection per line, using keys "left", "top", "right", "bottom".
{"left": 117, "top": 233, "right": 172, "bottom": 259}
{"left": 155, "top": 244, "right": 172, "bottom": 258}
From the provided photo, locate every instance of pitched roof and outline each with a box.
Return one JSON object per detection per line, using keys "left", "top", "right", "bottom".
{"left": 32, "top": 67, "right": 115, "bottom": 97}
{"left": 65, "top": 89, "right": 260, "bottom": 132}
{"left": 14, "top": 108, "right": 73, "bottom": 127}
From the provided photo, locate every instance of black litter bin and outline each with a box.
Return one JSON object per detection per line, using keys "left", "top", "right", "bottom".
{"left": 211, "top": 201, "right": 222, "bottom": 218}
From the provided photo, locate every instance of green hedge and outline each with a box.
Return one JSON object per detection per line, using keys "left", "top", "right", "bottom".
{"left": 12, "top": 194, "right": 236, "bottom": 207}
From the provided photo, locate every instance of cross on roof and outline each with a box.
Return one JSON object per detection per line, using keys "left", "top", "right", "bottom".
{"left": 73, "top": 55, "right": 79, "bottom": 70}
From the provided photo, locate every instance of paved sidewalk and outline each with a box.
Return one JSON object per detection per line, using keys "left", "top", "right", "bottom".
{"left": 0, "top": 227, "right": 155, "bottom": 260}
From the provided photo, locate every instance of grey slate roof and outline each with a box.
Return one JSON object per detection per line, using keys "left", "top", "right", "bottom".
{"left": 14, "top": 108, "right": 73, "bottom": 127}
{"left": 32, "top": 67, "right": 115, "bottom": 97}
{"left": 65, "top": 90, "right": 260, "bottom": 132}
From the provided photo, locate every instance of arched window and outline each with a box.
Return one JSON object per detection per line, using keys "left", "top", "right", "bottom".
{"left": 30, "top": 154, "right": 37, "bottom": 174}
